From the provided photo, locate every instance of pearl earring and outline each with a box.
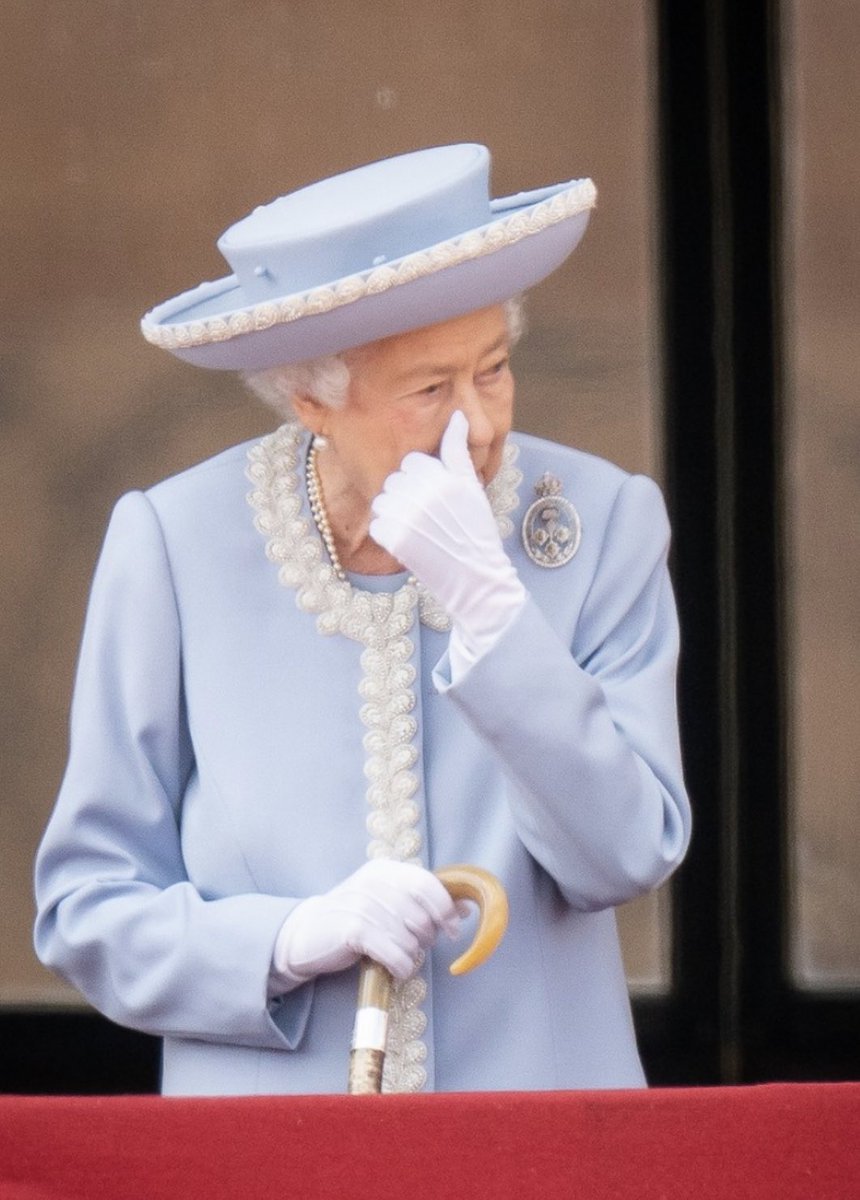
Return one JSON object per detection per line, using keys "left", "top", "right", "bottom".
{"left": 313, "top": 434, "right": 329, "bottom": 450}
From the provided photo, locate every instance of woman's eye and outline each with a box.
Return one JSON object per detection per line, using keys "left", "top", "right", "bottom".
{"left": 481, "top": 358, "right": 509, "bottom": 380}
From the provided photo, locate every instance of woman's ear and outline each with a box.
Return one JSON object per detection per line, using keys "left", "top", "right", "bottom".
{"left": 291, "top": 391, "right": 328, "bottom": 436}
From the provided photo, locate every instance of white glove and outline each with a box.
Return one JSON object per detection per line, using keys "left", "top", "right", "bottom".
{"left": 370, "top": 410, "right": 527, "bottom": 675}
{"left": 271, "top": 860, "right": 461, "bottom": 993}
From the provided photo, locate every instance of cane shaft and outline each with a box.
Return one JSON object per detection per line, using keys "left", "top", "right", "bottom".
{"left": 348, "top": 1047, "right": 386, "bottom": 1095}
{"left": 348, "top": 958, "right": 392, "bottom": 1095}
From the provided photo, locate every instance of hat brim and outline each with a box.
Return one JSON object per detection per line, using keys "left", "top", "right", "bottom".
{"left": 141, "top": 178, "right": 595, "bottom": 370}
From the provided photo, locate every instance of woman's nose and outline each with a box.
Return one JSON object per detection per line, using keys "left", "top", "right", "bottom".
{"left": 457, "top": 391, "right": 494, "bottom": 448}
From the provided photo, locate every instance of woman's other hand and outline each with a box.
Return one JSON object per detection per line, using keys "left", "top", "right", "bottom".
{"left": 270, "top": 860, "right": 461, "bottom": 992}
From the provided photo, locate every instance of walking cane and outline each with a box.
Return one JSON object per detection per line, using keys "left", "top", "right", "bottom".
{"left": 347, "top": 864, "right": 509, "bottom": 1094}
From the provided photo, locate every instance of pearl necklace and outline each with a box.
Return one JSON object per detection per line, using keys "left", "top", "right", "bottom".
{"left": 305, "top": 436, "right": 417, "bottom": 587}
{"left": 305, "top": 438, "right": 348, "bottom": 581}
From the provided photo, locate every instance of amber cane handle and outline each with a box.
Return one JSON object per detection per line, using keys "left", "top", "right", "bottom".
{"left": 433, "top": 864, "right": 509, "bottom": 975}
{"left": 347, "top": 864, "right": 509, "bottom": 1095}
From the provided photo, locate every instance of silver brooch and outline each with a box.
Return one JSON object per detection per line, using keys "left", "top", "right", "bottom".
{"left": 521, "top": 473, "right": 581, "bottom": 568}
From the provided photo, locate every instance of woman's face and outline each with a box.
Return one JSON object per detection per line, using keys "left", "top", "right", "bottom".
{"left": 300, "top": 304, "right": 515, "bottom": 506}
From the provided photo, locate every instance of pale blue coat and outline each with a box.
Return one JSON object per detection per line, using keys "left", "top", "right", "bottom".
{"left": 34, "top": 427, "right": 690, "bottom": 1095}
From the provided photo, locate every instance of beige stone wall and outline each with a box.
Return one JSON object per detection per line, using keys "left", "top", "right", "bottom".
{"left": 0, "top": 2, "right": 661, "bottom": 1005}
{"left": 784, "top": 0, "right": 860, "bottom": 986}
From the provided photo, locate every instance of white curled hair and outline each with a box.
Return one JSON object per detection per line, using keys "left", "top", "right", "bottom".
{"left": 243, "top": 296, "right": 526, "bottom": 418}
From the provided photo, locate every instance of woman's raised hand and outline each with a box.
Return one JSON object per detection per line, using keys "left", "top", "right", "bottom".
{"left": 370, "top": 410, "right": 526, "bottom": 674}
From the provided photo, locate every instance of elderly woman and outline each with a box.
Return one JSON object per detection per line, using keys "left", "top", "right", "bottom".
{"left": 34, "top": 145, "right": 690, "bottom": 1096}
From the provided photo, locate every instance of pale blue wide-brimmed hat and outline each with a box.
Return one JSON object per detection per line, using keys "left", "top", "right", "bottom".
{"left": 141, "top": 144, "right": 596, "bottom": 371}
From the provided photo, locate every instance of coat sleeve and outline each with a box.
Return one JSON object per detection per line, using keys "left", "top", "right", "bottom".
{"left": 33, "top": 490, "right": 313, "bottom": 1049}
{"left": 434, "top": 473, "right": 691, "bottom": 910}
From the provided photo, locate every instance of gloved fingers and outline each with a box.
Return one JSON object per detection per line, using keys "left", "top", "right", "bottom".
{"left": 354, "top": 926, "right": 422, "bottom": 981}
{"left": 335, "top": 886, "right": 438, "bottom": 951}
{"left": 439, "top": 409, "right": 475, "bottom": 477}
{"left": 369, "top": 861, "right": 462, "bottom": 942}
{"left": 346, "top": 910, "right": 420, "bottom": 957}
{"left": 378, "top": 451, "right": 479, "bottom": 507}
{"left": 344, "top": 860, "right": 460, "bottom": 930}
{"left": 370, "top": 485, "right": 477, "bottom": 549}
{"left": 374, "top": 413, "right": 478, "bottom": 508}
{"left": 402, "top": 870, "right": 463, "bottom": 939}
{"left": 392, "top": 886, "right": 462, "bottom": 944}
{"left": 392, "top": 450, "right": 444, "bottom": 486}
{"left": 384, "top": 412, "right": 474, "bottom": 489}
{"left": 368, "top": 503, "right": 450, "bottom": 561}
{"left": 389, "top": 892, "right": 451, "bottom": 946}
{"left": 368, "top": 513, "right": 399, "bottom": 558}
{"left": 279, "top": 900, "right": 424, "bottom": 982}
{"left": 369, "top": 489, "right": 415, "bottom": 524}
{"left": 364, "top": 861, "right": 460, "bottom": 930}
{"left": 374, "top": 457, "right": 442, "bottom": 510}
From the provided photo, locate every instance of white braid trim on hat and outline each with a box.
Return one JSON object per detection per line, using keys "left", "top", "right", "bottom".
{"left": 142, "top": 179, "right": 595, "bottom": 352}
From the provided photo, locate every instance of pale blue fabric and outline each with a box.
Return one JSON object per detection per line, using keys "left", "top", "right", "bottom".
{"left": 34, "top": 429, "right": 690, "bottom": 1095}
{"left": 141, "top": 146, "right": 595, "bottom": 370}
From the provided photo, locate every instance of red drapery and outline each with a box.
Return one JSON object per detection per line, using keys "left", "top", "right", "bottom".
{"left": 1, "top": 1084, "right": 858, "bottom": 1199}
